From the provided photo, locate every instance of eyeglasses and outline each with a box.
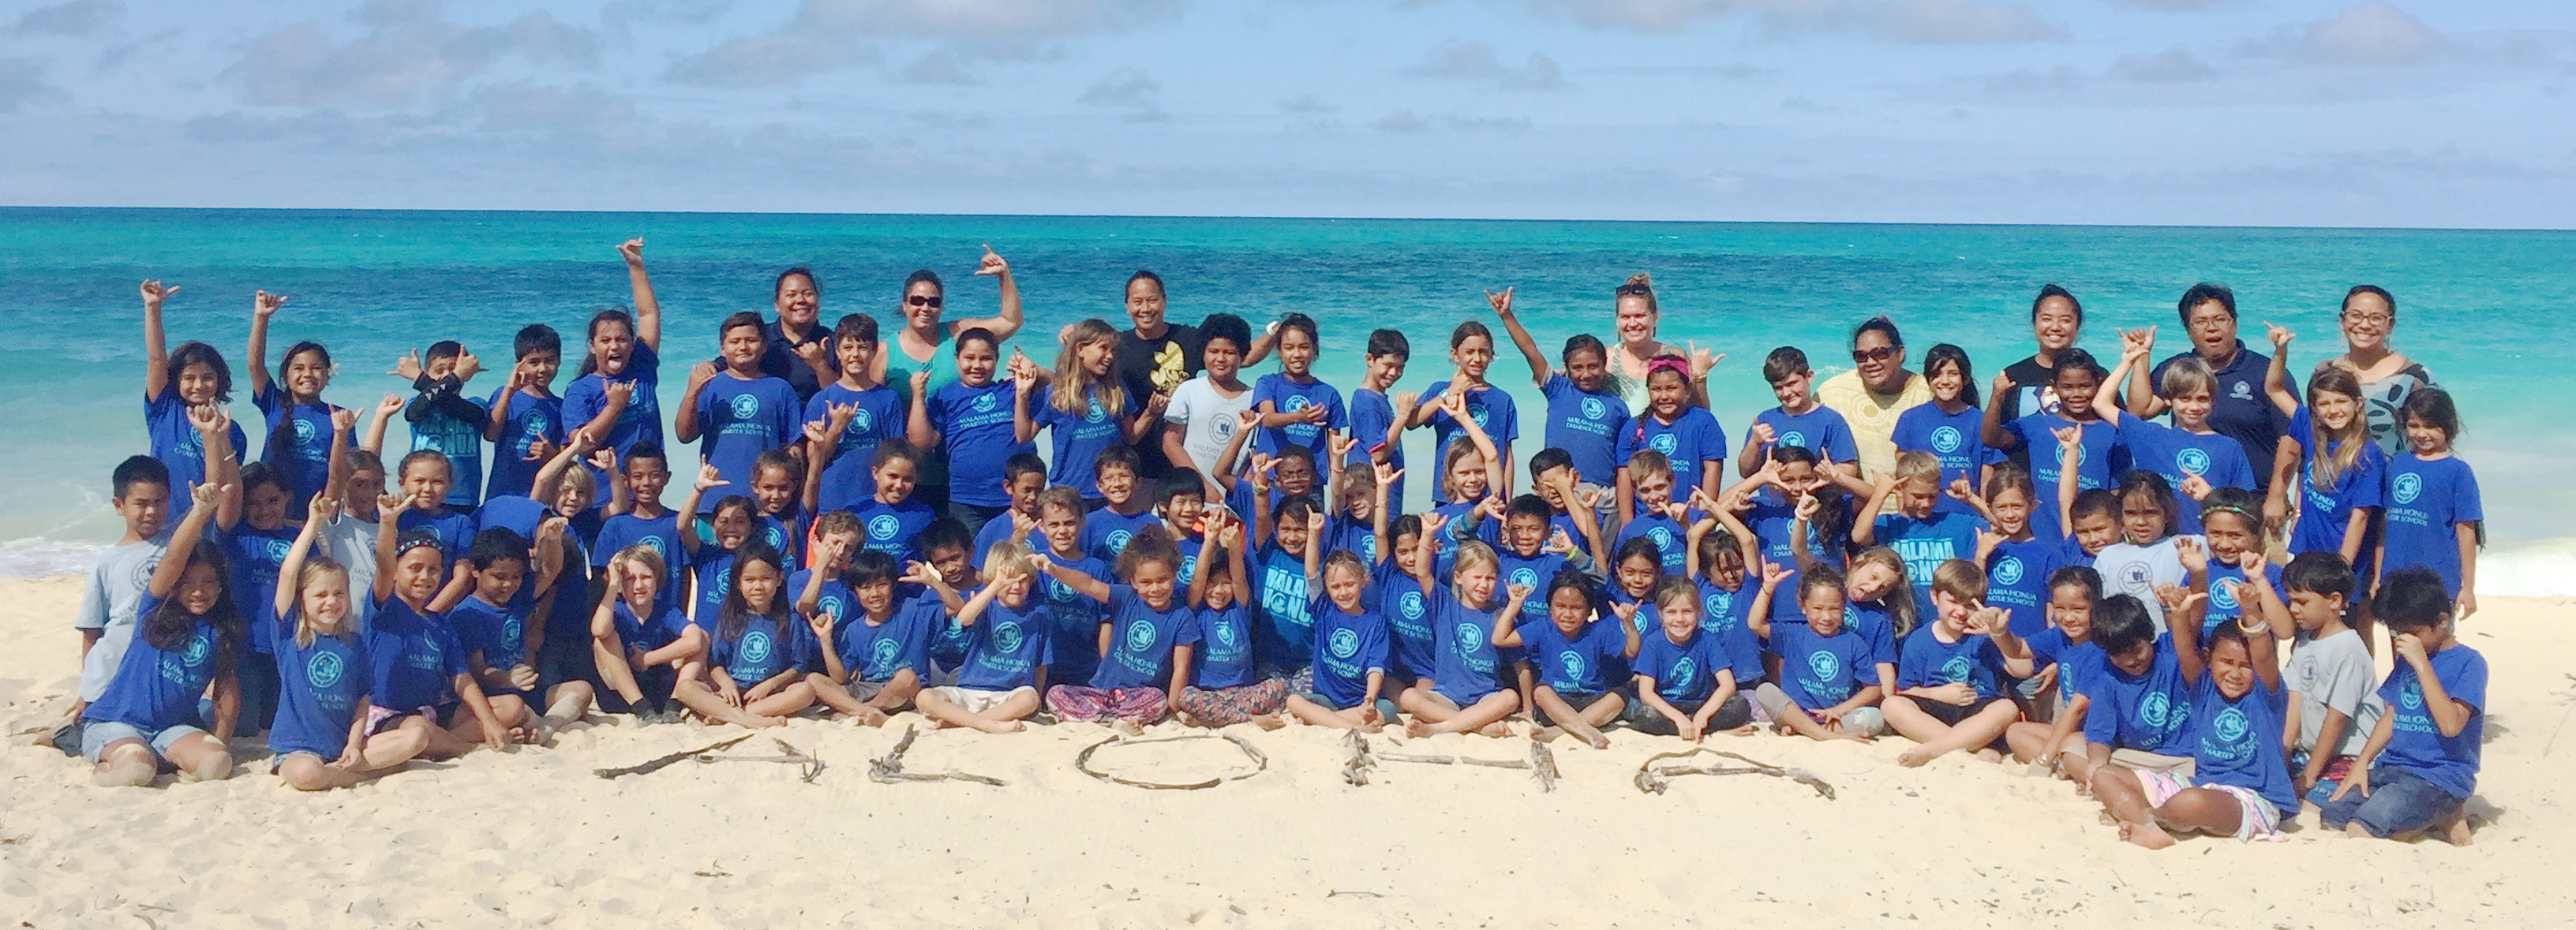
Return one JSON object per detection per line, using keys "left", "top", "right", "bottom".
{"left": 1852, "top": 346, "right": 1897, "bottom": 364}
{"left": 2342, "top": 312, "right": 2392, "bottom": 325}
{"left": 907, "top": 295, "right": 943, "bottom": 308}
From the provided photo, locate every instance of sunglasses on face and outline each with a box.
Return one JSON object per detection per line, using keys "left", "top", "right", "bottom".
{"left": 907, "top": 295, "right": 943, "bottom": 308}
{"left": 1852, "top": 346, "right": 1897, "bottom": 363}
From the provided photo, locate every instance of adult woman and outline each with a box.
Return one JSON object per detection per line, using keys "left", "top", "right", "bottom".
{"left": 2312, "top": 285, "right": 2433, "bottom": 457}
{"left": 1999, "top": 285, "right": 2083, "bottom": 421}
{"left": 1817, "top": 316, "right": 1930, "bottom": 482}
{"left": 1607, "top": 274, "right": 1675, "bottom": 414}
{"left": 876, "top": 247, "right": 1024, "bottom": 514}
{"left": 758, "top": 267, "right": 834, "bottom": 403}
{"left": 1109, "top": 271, "right": 1271, "bottom": 479}
{"left": 2127, "top": 282, "right": 2291, "bottom": 495}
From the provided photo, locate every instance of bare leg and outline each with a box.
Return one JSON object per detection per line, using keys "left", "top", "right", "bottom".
{"left": 1893, "top": 700, "right": 2018, "bottom": 768}
{"left": 915, "top": 689, "right": 1028, "bottom": 734}
{"left": 1410, "top": 690, "right": 1519, "bottom": 737}
{"left": 593, "top": 635, "right": 642, "bottom": 704}
{"left": 746, "top": 681, "right": 816, "bottom": 718}
{"left": 91, "top": 740, "right": 157, "bottom": 787}
{"left": 161, "top": 731, "right": 235, "bottom": 782}
{"left": 1533, "top": 687, "right": 1611, "bottom": 749}
{"left": 1775, "top": 705, "right": 1870, "bottom": 743}
{"left": 444, "top": 694, "right": 531, "bottom": 749}
{"left": 2151, "top": 787, "right": 2243, "bottom": 839}
{"left": 2090, "top": 765, "right": 2174, "bottom": 850}
{"left": 805, "top": 674, "right": 875, "bottom": 719}
{"left": 1284, "top": 693, "right": 1379, "bottom": 732}
{"left": 672, "top": 673, "right": 784, "bottom": 729}
{"left": 1398, "top": 686, "right": 1459, "bottom": 735}
{"left": 542, "top": 682, "right": 596, "bottom": 726}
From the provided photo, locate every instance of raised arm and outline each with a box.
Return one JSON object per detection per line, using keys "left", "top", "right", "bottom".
{"left": 620, "top": 239, "right": 661, "bottom": 353}
{"left": 150, "top": 483, "right": 224, "bottom": 599}
{"left": 1369, "top": 461, "right": 1400, "bottom": 566}
{"left": 674, "top": 465, "right": 724, "bottom": 555}
{"left": 2164, "top": 538, "right": 2213, "bottom": 684}
{"left": 140, "top": 280, "right": 178, "bottom": 399}
{"left": 362, "top": 394, "right": 400, "bottom": 455}
{"left": 2099, "top": 329, "right": 2152, "bottom": 423}
{"left": 483, "top": 369, "right": 519, "bottom": 443}
{"left": 1488, "top": 583, "right": 1534, "bottom": 648}
{"left": 274, "top": 493, "right": 336, "bottom": 618}
{"left": 1981, "top": 373, "right": 2020, "bottom": 452}
{"left": 950, "top": 246, "right": 1024, "bottom": 340}
{"left": 673, "top": 361, "right": 716, "bottom": 445}
{"left": 1487, "top": 287, "right": 1552, "bottom": 388}
{"left": 2260, "top": 323, "right": 2299, "bottom": 417}
{"left": 1033, "top": 552, "right": 1113, "bottom": 603}
{"left": 1743, "top": 562, "right": 1790, "bottom": 640}
{"left": 245, "top": 290, "right": 283, "bottom": 398}
{"left": 1849, "top": 474, "right": 1900, "bottom": 546}
{"left": 1011, "top": 363, "right": 1041, "bottom": 444}
{"left": 193, "top": 405, "right": 244, "bottom": 531}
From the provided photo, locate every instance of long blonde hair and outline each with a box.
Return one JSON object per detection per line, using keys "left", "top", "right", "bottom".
{"left": 1050, "top": 318, "right": 1128, "bottom": 416}
{"left": 2306, "top": 368, "right": 2368, "bottom": 492}
{"left": 1849, "top": 546, "right": 1919, "bottom": 638}
{"left": 291, "top": 555, "right": 354, "bottom": 649}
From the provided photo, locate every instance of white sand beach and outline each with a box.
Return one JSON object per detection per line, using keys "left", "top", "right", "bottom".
{"left": 3, "top": 575, "right": 2569, "bottom": 929}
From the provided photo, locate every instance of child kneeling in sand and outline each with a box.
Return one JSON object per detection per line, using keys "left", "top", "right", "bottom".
{"left": 1748, "top": 566, "right": 1883, "bottom": 742}
{"left": 1883, "top": 561, "right": 2034, "bottom": 767}
{"left": 2319, "top": 567, "right": 2484, "bottom": 845}
{"left": 1037, "top": 531, "right": 1200, "bottom": 730}
{"left": 918, "top": 541, "right": 1051, "bottom": 733}
{"left": 268, "top": 495, "right": 428, "bottom": 790}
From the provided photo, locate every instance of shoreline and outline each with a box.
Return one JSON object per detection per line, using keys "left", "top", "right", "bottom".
{"left": 4, "top": 576, "right": 2570, "bottom": 927}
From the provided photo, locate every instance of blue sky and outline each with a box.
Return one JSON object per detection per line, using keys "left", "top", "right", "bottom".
{"left": 0, "top": 0, "right": 2569, "bottom": 226}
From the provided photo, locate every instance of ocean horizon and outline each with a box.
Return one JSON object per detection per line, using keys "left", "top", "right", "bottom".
{"left": 5, "top": 206, "right": 2570, "bottom": 592}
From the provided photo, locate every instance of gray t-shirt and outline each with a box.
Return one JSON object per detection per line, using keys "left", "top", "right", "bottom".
{"left": 1163, "top": 375, "right": 1253, "bottom": 483}
{"left": 319, "top": 514, "right": 382, "bottom": 607}
{"left": 2092, "top": 537, "right": 2196, "bottom": 628}
{"left": 76, "top": 536, "right": 167, "bottom": 700}
{"left": 2287, "top": 627, "right": 2385, "bottom": 759}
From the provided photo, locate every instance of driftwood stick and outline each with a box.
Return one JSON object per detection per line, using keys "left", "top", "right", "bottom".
{"left": 1633, "top": 748, "right": 1836, "bottom": 800}
{"left": 867, "top": 725, "right": 1005, "bottom": 786}
{"left": 593, "top": 734, "right": 757, "bottom": 779}
{"left": 1075, "top": 732, "right": 1267, "bottom": 790}
{"left": 1530, "top": 739, "right": 1559, "bottom": 793}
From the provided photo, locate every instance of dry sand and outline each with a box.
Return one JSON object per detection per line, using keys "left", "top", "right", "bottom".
{"left": 2, "top": 575, "right": 2569, "bottom": 928}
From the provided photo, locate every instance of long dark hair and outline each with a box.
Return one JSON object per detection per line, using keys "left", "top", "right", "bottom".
{"left": 717, "top": 541, "right": 788, "bottom": 643}
{"left": 578, "top": 308, "right": 636, "bottom": 377}
{"left": 141, "top": 540, "right": 244, "bottom": 670}
{"left": 165, "top": 342, "right": 235, "bottom": 403}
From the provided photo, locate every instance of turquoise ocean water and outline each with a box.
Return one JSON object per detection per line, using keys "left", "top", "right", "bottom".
{"left": 3, "top": 207, "right": 2571, "bottom": 592}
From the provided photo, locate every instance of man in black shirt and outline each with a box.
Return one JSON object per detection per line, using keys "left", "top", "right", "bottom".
{"left": 2125, "top": 282, "right": 2294, "bottom": 494}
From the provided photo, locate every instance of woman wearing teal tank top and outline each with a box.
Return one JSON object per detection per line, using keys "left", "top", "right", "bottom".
{"left": 877, "top": 247, "right": 1026, "bottom": 513}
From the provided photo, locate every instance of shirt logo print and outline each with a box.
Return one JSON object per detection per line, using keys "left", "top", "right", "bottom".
{"left": 1329, "top": 627, "right": 1360, "bottom": 659}
{"left": 740, "top": 630, "right": 773, "bottom": 666}
{"left": 1780, "top": 430, "right": 1807, "bottom": 449}
{"left": 868, "top": 514, "right": 900, "bottom": 541}
{"left": 1580, "top": 397, "right": 1606, "bottom": 421}
{"left": 730, "top": 394, "right": 760, "bottom": 420}
{"left": 2176, "top": 447, "right": 2212, "bottom": 476}
{"left": 1807, "top": 650, "right": 1839, "bottom": 682}
{"left": 306, "top": 649, "right": 345, "bottom": 688}
{"left": 1930, "top": 426, "right": 1962, "bottom": 454}
{"left": 991, "top": 621, "right": 1024, "bottom": 654}
{"left": 2391, "top": 472, "right": 2423, "bottom": 506}
{"left": 1124, "top": 621, "right": 1156, "bottom": 653}
{"left": 1993, "top": 556, "right": 2024, "bottom": 587}
{"left": 1649, "top": 432, "right": 1677, "bottom": 455}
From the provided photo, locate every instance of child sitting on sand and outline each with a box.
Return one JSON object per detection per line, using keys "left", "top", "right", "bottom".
{"left": 1495, "top": 570, "right": 1636, "bottom": 749}
{"left": 1748, "top": 566, "right": 1883, "bottom": 742}
{"left": 676, "top": 542, "right": 813, "bottom": 729}
{"left": 1626, "top": 574, "right": 1756, "bottom": 741}
{"left": 1037, "top": 531, "right": 1201, "bottom": 730}
{"left": 1174, "top": 512, "right": 1288, "bottom": 728}
{"left": 2065, "top": 593, "right": 2195, "bottom": 791}
{"left": 2281, "top": 552, "right": 2383, "bottom": 805}
{"left": 84, "top": 482, "right": 243, "bottom": 786}
{"left": 269, "top": 494, "right": 428, "bottom": 790}
{"left": 916, "top": 540, "right": 1051, "bottom": 733}
{"left": 1396, "top": 528, "right": 1530, "bottom": 738}
{"left": 591, "top": 544, "right": 702, "bottom": 717}
{"left": 2320, "top": 567, "right": 2484, "bottom": 845}
{"left": 1883, "top": 561, "right": 2033, "bottom": 767}
{"left": 806, "top": 547, "right": 936, "bottom": 726}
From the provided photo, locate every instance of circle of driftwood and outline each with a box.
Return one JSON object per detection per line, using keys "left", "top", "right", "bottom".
{"left": 1074, "top": 732, "right": 1268, "bottom": 790}
{"left": 1633, "top": 747, "right": 1836, "bottom": 799}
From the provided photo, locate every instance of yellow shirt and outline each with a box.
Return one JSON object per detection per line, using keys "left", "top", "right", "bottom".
{"left": 1818, "top": 369, "right": 1931, "bottom": 482}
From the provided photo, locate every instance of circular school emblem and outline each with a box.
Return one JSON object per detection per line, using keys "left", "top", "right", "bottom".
{"left": 741, "top": 630, "right": 773, "bottom": 665}
{"left": 1557, "top": 649, "right": 1586, "bottom": 679}
{"left": 1359, "top": 534, "right": 1378, "bottom": 563}
{"left": 2399, "top": 679, "right": 2424, "bottom": 711}
{"left": 1204, "top": 619, "right": 1236, "bottom": 648}
{"left": 263, "top": 538, "right": 295, "bottom": 564}
{"left": 1582, "top": 397, "right": 1607, "bottom": 421}
{"left": 1648, "top": 527, "right": 1674, "bottom": 549}
{"left": 1807, "top": 651, "right": 1840, "bottom": 682}
{"left": 1399, "top": 592, "right": 1425, "bottom": 621}
{"left": 852, "top": 408, "right": 874, "bottom": 432}
{"left": 2392, "top": 472, "right": 2423, "bottom": 506}
{"left": 1047, "top": 577, "right": 1077, "bottom": 603}
{"left": 819, "top": 594, "right": 848, "bottom": 623}
{"left": 1940, "top": 655, "right": 1972, "bottom": 684}
{"left": 871, "top": 637, "right": 900, "bottom": 670}
{"left": 1672, "top": 657, "right": 1696, "bottom": 683}
{"left": 1993, "top": 556, "right": 2025, "bottom": 587}
{"left": 867, "top": 514, "right": 900, "bottom": 542}
{"left": 1702, "top": 590, "right": 1730, "bottom": 621}
{"left": 2211, "top": 706, "right": 2249, "bottom": 743}
{"left": 764, "top": 525, "right": 788, "bottom": 549}
{"left": 1211, "top": 415, "right": 1236, "bottom": 443}
{"left": 2140, "top": 691, "right": 2172, "bottom": 727}
{"left": 1085, "top": 400, "right": 1109, "bottom": 424}
{"left": 973, "top": 393, "right": 998, "bottom": 413}
{"left": 1106, "top": 529, "right": 1134, "bottom": 555}
{"left": 641, "top": 534, "right": 668, "bottom": 559}
{"left": 2211, "top": 578, "right": 2241, "bottom": 611}
{"left": 1180, "top": 553, "right": 1199, "bottom": 583}
{"left": 293, "top": 418, "right": 317, "bottom": 445}
{"left": 1470, "top": 404, "right": 1490, "bottom": 428}
{"left": 992, "top": 621, "right": 1024, "bottom": 654}
{"left": 1125, "top": 621, "right": 1156, "bottom": 653}
{"left": 1285, "top": 394, "right": 1311, "bottom": 415}
{"left": 1509, "top": 567, "right": 1538, "bottom": 590}
{"left": 182, "top": 632, "right": 212, "bottom": 668}
{"left": 730, "top": 394, "right": 760, "bottom": 420}
{"left": 305, "top": 650, "right": 345, "bottom": 688}
{"left": 1780, "top": 431, "right": 1807, "bottom": 450}
{"left": 1329, "top": 627, "right": 1360, "bottom": 659}
{"left": 528, "top": 410, "right": 552, "bottom": 433}
{"left": 131, "top": 552, "right": 163, "bottom": 591}
{"left": 502, "top": 615, "right": 523, "bottom": 647}
{"left": 1451, "top": 620, "right": 1483, "bottom": 652}
{"left": 1650, "top": 432, "right": 1678, "bottom": 455}
{"left": 2119, "top": 563, "right": 2151, "bottom": 595}
{"left": 2177, "top": 447, "right": 2212, "bottom": 476}
{"left": 1930, "top": 426, "right": 1963, "bottom": 454}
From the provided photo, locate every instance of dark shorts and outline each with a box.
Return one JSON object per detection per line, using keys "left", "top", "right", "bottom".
{"left": 1900, "top": 694, "right": 2013, "bottom": 751}
{"left": 1535, "top": 685, "right": 1624, "bottom": 726}
{"left": 1623, "top": 693, "right": 1754, "bottom": 734}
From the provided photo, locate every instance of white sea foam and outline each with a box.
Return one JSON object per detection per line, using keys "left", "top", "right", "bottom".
{"left": 2475, "top": 540, "right": 2576, "bottom": 599}
{"left": 0, "top": 537, "right": 110, "bottom": 579}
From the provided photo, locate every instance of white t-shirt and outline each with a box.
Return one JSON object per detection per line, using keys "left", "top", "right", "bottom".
{"left": 2286, "top": 627, "right": 2386, "bottom": 759}
{"left": 2093, "top": 536, "right": 2197, "bottom": 628}
{"left": 319, "top": 514, "right": 382, "bottom": 605}
{"left": 76, "top": 536, "right": 167, "bottom": 700}
{"left": 1163, "top": 375, "right": 1254, "bottom": 480}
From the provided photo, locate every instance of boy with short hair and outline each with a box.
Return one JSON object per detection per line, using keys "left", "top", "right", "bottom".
{"left": 594, "top": 441, "right": 684, "bottom": 611}
{"left": 914, "top": 517, "right": 981, "bottom": 675}
{"left": 2320, "top": 567, "right": 2484, "bottom": 844}
{"left": 803, "top": 313, "right": 908, "bottom": 515}
{"left": 1082, "top": 445, "right": 1162, "bottom": 563}
{"left": 484, "top": 324, "right": 565, "bottom": 502}
{"left": 1157, "top": 469, "right": 1211, "bottom": 585}
{"left": 1345, "top": 328, "right": 1412, "bottom": 512}
{"left": 400, "top": 339, "right": 489, "bottom": 514}
{"left": 1161, "top": 312, "right": 1258, "bottom": 494}
{"left": 1528, "top": 447, "right": 1605, "bottom": 572}
{"left": 971, "top": 452, "right": 1049, "bottom": 565}
{"left": 1739, "top": 346, "right": 1858, "bottom": 480}
{"left": 2069, "top": 593, "right": 2196, "bottom": 790}
{"left": 71, "top": 456, "right": 183, "bottom": 726}
{"left": 1854, "top": 450, "right": 1990, "bottom": 621}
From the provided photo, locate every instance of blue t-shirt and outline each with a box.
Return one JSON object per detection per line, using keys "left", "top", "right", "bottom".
{"left": 1346, "top": 387, "right": 1404, "bottom": 510}
{"left": 1091, "top": 585, "right": 1202, "bottom": 689}
{"left": 144, "top": 385, "right": 249, "bottom": 524}
{"left": 1872, "top": 510, "right": 1987, "bottom": 621}
{"left": 1985, "top": 536, "right": 2067, "bottom": 637}
{"left": 1745, "top": 488, "right": 1833, "bottom": 620}
{"left": 712, "top": 613, "right": 807, "bottom": 686}
{"left": 969, "top": 513, "right": 1028, "bottom": 568}
{"left": 449, "top": 593, "right": 533, "bottom": 674}
{"left": 1249, "top": 543, "right": 1314, "bottom": 672}
{"left": 366, "top": 595, "right": 466, "bottom": 712}
{"left": 1847, "top": 599, "right": 1900, "bottom": 669}
{"left": 1492, "top": 547, "right": 1569, "bottom": 629}
{"left": 2112, "top": 413, "right": 2254, "bottom": 534}
{"left": 1428, "top": 499, "right": 1500, "bottom": 560}
{"left": 2375, "top": 644, "right": 2486, "bottom": 797}
{"left": 1694, "top": 579, "right": 1766, "bottom": 686}
{"left": 688, "top": 547, "right": 738, "bottom": 630}
{"left": 1309, "top": 599, "right": 1389, "bottom": 707}
{"left": 804, "top": 383, "right": 907, "bottom": 514}
{"left": 396, "top": 508, "right": 476, "bottom": 562}
{"left": 1517, "top": 618, "right": 1625, "bottom": 697}
{"left": 848, "top": 497, "right": 934, "bottom": 563}
{"left": 84, "top": 598, "right": 223, "bottom": 730}
{"left": 1321, "top": 514, "right": 1380, "bottom": 567}
{"left": 1891, "top": 403, "right": 1999, "bottom": 514}
{"left": 560, "top": 342, "right": 663, "bottom": 505}
{"left": 268, "top": 620, "right": 370, "bottom": 758}
{"left": 1032, "top": 384, "right": 1140, "bottom": 497}
{"left": 485, "top": 387, "right": 564, "bottom": 502}
{"left": 1616, "top": 407, "right": 1728, "bottom": 506}
{"left": 2380, "top": 453, "right": 2481, "bottom": 598}
{"left": 2024, "top": 628, "right": 2103, "bottom": 698}
{"left": 927, "top": 379, "right": 1028, "bottom": 506}
{"left": 410, "top": 394, "right": 488, "bottom": 510}
{"left": 2079, "top": 639, "right": 2193, "bottom": 755}
{"left": 953, "top": 595, "right": 1053, "bottom": 692}
{"left": 2191, "top": 676, "right": 2299, "bottom": 817}
{"left": 2286, "top": 407, "right": 2388, "bottom": 556}
{"left": 1766, "top": 621, "right": 1876, "bottom": 711}
{"left": 1634, "top": 628, "right": 1729, "bottom": 704}
{"left": 2203, "top": 560, "right": 2285, "bottom": 637}
{"left": 1613, "top": 514, "right": 1688, "bottom": 575}
{"left": 1193, "top": 603, "right": 1260, "bottom": 689}
{"left": 692, "top": 374, "right": 801, "bottom": 514}
{"left": 1752, "top": 405, "right": 1857, "bottom": 464}
{"left": 787, "top": 569, "right": 856, "bottom": 641}
{"left": 611, "top": 597, "right": 692, "bottom": 652}
{"left": 2005, "top": 412, "right": 2117, "bottom": 543}
{"left": 1035, "top": 551, "right": 1112, "bottom": 685}
{"left": 220, "top": 525, "right": 298, "bottom": 655}
{"left": 1423, "top": 585, "right": 1511, "bottom": 704}
{"left": 1422, "top": 381, "right": 1520, "bottom": 504}
{"left": 1081, "top": 507, "right": 1163, "bottom": 564}
{"left": 1896, "top": 628, "right": 2010, "bottom": 700}
{"left": 253, "top": 382, "right": 344, "bottom": 509}
{"left": 1249, "top": 373, "right": 1346, "bottom": 458}
{"left": 1376, "top": 559, "right": 1437, "bottom": 681}
{"left": 1540, "top": 373, "right": 1629, "bottom": 484}
{"left": 594, "top": 512, "right": 687, "bottom": 611}
{"left": 835, "top": 600, "right": 937, "bottom": 684}
{"left": 474, "top": 495, "right": 548, "bottom": 541}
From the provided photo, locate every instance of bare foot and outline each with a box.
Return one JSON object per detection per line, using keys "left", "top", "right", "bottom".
{"left": 743, "top": 714, "right": 786, "bottom": 729}
{"left": 92, "top": 749, "right": 156, "bottom": 788}
{"left": 854, "top": 707, "right": 890, "bottom": 727}
{"left": 1476, "top": 720, "right": 1512, "bottom": 738}
{"left": 2022, "top": 760, "right": 2055, "bottom": 779}
{"left": 1249, "top": 713, "right": 1286, "bottom": 731}
{"left": 2440, "top": 812, "right": 2475, "bottom": 846}
{"left": 1532, "top": 726, "right": 1564, "bottom": 744}
{"left": 1404, "top": 719, "right": 1436, "bottom": 738}
{"left": 1114, "top": 719, "right": 1145, "bottom": 737}
{"left": 1896, "top": 745, "right": 1938, "bottom": 768}
{"left": 1974, "top": 749, "right": 2004, "bottom": 764}
{"left": 1587, "top": 732, "right": 1610, "bottom": 749}
{"left": 2343, "top": 822, "right": 2376, "bottom": 839}
{"left": 1358, "top": 719, "right": 1385, "bottom": 734}
{"left": 1173, "top": 709, "right": 1203, "bottom": 728}
{"left": 2119, "top": 820, "right": 2177, "bottom": 850}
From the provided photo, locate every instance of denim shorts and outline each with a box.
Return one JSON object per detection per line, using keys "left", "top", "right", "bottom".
{"left": 81, "top": 720, "right": 207, "bottom": 762}
{"left": 2316, "top": 765, "right": 2466, "bottom": 837}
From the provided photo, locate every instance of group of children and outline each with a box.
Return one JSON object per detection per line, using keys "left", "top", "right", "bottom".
{"left": 70, "top": 258, "right": 2486, "bottom": 848}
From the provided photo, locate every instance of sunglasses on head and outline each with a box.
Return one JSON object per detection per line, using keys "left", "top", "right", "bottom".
{"left": 907, "top": 295, "right": 943, "bottom": 308}
{"left": 1852, "top": 346, "right": 1897, "bottom": 364}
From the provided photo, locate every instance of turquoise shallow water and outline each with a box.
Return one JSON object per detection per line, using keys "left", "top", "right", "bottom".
{"left": 3, "top": 207, "right": 2570, "bottom": 589}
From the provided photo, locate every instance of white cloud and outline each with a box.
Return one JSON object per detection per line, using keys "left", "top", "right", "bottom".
{"left": 1404, "top": 39, "right": 1566, "bottom": 90}
{"left": 669, "top": 0, "right": 1178, "bottom": 87}
{"left": 8, "top": 0, "right": 119, "bottom": 37}
{"left": 228, "top": 2, "right": 601, "bottom": 108}
{"left": 1079, "top": 67, "right": 1165, "bottom": 121}
{"left": 1500, "top": 0, "right": 2063, "bottom": 45}
{"left": 2300, "top": 2, "right": 2442, "bottom": 66}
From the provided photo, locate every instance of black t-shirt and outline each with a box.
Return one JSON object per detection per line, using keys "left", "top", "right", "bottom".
{"left": 758, "top": 318, "right": 835, "bottom": 404}
{"left": 1114, "top": 323, "right": 1202, "bottom": 476}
